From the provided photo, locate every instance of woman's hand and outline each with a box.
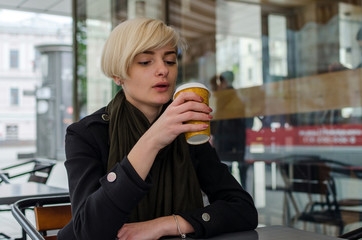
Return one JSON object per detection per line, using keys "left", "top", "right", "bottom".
{"left": 117, "top": 215, "right": 193, "bottom": 240}
{"left": 117, "top": 220, "right": 163, "bottom": 240}
{"left": 148, "top": 91, "right": 213, "bottom": 150}
{"left": 127, "top": 91, "right": 212, "bottom": 180}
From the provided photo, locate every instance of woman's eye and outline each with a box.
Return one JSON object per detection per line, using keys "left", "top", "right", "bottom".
{"left": 138, "top": 61, "right": 150, "bottom": 66}
{"left": 165, "top": 60, "right": 176, "bottom": 66}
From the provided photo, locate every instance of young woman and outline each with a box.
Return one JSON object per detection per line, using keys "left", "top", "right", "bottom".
{"left": 58, "top": 17, "right": 258, "bottom": 240}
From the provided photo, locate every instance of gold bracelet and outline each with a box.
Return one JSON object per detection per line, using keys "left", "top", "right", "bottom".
{"left": 172, "top": 214, "right": 186, "bottom": 239}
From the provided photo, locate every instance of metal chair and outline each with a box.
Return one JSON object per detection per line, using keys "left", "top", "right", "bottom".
{"left": 339, "top": 226, "right": 362, "bottom": 240}
{"left": 274, "top": 155, "right": 362, "bottom": 236}
{"left": 11, "top": 195, "right": 71, "bottom": 240}
{"left": 279, "top": 159, "right": 345, "bottom": 234}
{"left": 0, "top": 158, "right": 56, "bottom": 185}
{"left": 0, "top": 158, "right": 57, "bottom": 239}
{"left": 0, "top": 171, "right": 10, "bottom": 184}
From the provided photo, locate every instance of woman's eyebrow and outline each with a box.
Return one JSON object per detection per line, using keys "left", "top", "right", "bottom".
{"left": 141, "top": 50, "right": 177, "bottom": 55}
{"left": 164, "top": 50, "right": 177, "bottom": 55}
{"left": 142, "top": 50, "right": 154, "bottom": 55}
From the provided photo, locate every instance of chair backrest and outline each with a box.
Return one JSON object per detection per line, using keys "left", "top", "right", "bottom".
{"left": 35, "top": 204, "right": 72, "bottom": 240}
{"left": 11, "top": 195, "right": 71, "bottom": 240}
{"left": 1, "top": 158, "right": 56, "bottom": 184}
{"left": 280, "top": 160, "right": 338, "bottom": 208}
{"left": 28, "top": 161, "right": 55, "bottom": 184}
{"left": 0, "top": 171, "right": 10, "bottom": 184}
{"left": 339, "top": 226, "right": 362, "bottom": 240}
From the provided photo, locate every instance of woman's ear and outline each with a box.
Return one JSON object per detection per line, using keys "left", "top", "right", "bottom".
{"left": 112, "top": 76, "right": 122, "bottom": 86}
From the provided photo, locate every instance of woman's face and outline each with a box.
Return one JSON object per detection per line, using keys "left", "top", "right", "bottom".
{"left": 121, "top": 44, "right": 178, "bottom": 115}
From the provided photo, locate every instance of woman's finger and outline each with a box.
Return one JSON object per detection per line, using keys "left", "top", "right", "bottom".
{"left": 177, "top": 111, "right": 213, "bottom": 123}
{"left": 171, "top": 91, "right": 204, "bottom": 105}
{"left": 175, "top": 100, "right": 212, "bottom": 114}
{"left": 178, "top": 122, "right": 209, "bottom": 133}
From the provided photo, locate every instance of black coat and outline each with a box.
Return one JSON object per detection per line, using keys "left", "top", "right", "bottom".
{"left": 58, "top": 107, "right": 258, "bottom": 240}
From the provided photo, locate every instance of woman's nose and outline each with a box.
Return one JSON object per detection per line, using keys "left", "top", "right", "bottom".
{"left": 155, "top": 61, "right": 169, "bottom": 77}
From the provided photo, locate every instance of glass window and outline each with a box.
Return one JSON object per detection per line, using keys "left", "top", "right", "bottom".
{"left": 10, "top": 88, "right": 19, "bottom": 106}
{"left": 215, "top": 1, "right": 263, "bottom": 89}
{"left": 268, "top": 15, "right": 287, "bottom": 77}
{"left": 248, "top": 67, "right": 252, "bottom": 81}
{"left": 6, "top": 125, "right": 18, "bottom": 140}
{"left": 72, "top": 0, "right": 362, "bottom": 237}
{"left": 73, "top": 0, "right": 113, "bottom": 119}
{"left": 10, "top": 49, "right": 19, "bottom": 69}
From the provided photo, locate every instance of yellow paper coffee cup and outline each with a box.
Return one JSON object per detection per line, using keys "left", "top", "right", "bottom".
{"left": 173, "top": 82, "right": 210, "bottom": 145}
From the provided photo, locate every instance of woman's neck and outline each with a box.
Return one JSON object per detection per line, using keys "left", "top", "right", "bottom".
{"left": 138, "top": 105, "right": 163, "bottom": 123}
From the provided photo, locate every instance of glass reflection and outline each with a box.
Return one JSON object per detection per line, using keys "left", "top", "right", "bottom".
{"left": 71, "top": 0, "right": 362, "bottom": 237}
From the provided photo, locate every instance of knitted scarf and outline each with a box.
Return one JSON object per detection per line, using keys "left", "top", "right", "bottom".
{"left": 106, "top": 89, "right": 204, "bottom": 222}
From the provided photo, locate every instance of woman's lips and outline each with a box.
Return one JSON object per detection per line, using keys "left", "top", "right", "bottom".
{"left": 153, "top": 82, "right": 170, "bottom": 92}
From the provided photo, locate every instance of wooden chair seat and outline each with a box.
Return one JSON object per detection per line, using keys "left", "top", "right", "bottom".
{"left": 35, "top": 204, "right": 72, "bottom": 239}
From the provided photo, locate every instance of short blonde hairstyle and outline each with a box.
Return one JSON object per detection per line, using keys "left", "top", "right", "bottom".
{"left": 101, "top": 17, "right": 185, "bottom": 79}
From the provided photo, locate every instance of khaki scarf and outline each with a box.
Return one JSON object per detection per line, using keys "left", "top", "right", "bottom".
{"left": 106, "top": 90, "right": 203, "bottom": 222}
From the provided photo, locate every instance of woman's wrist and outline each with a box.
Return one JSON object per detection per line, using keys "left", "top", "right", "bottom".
{"left": 177, "top": 215, "right": 194, "bottom": 235}
{"left": 153, "top": 215, "right": 194, "bottom": 239}
{"left": 145, "top": 129, "right": 164, "bottom": 152}
{"left": 127, "top": 133, "right": 160, "bottom": 180}
{"left": 152, "top": 216, "right": 178, "bottom": 238}
{"left": 173, "top": 214, "right": 186, "bottom": 238}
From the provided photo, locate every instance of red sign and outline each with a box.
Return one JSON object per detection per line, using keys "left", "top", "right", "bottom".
{"left": 247, "top": 124, "right": 362, "bottom": 146}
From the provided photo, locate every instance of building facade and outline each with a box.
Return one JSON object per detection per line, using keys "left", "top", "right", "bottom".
{"left": 0, "top": 12, "right": 71, "bottom": 143}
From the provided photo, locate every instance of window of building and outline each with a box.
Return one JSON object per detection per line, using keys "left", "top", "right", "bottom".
{"left": 6, "top": 125, "right": 18, "bottom": 140}
{"left": 10, "top": 49, "right": 19, "bottom": 69}
{"left": 248, "top": 43, "right": 253, "bottom": 53}
{"left": 248, "top": 67, "right": 252, "bottom": 81}
{"left": 10, "top": 88, "right": 19, "bottom": 106}
{"left": 268, "top": 14, "right": 288, "bottom": 77}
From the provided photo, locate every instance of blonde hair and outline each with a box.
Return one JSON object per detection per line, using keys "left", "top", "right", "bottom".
{"left": 101, "top": 17, "right": 185, "bottom": 79}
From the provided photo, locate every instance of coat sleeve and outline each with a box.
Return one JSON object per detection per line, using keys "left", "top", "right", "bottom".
{"left": 178, "top": 142, "right": 258, "bottom": 238}
{"left": 58, "top": 120, "right": 151, "bottom": 240}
